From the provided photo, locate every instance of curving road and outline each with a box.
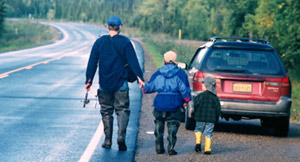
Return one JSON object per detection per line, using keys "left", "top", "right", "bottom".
{"left": 0, "top": 22, "right": 143, "bottom": 162}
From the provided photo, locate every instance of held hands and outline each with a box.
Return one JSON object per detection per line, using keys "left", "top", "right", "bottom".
{"left": 137, "top": 76, "right": 145, "bottom": 89}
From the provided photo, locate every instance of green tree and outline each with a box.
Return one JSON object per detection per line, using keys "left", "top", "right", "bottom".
{"left": 54, "top": 0, "right": 61, "bottom": 19}
{"left": 218, "top": 0, "right": 258, "bottom": 37}
{"left": 133, "top": 0, "right": 168, "bottom": 32}
{"left": 243, "top": 0, "right": 300, "bottom": 70}
{"left": 182, "top": 0, "right": 210, "bottom": 40}
{"left": 164, "top": 0, "right": 188, "bottom": 37}
{"left": 47, "top": 8, "right": 55, "bottom": 20}
{"left": 0, "top": 0, "right": 5, "bottom": 36}
{"left": 5, "top": 0, "right": 26, "bottom": 17}
{"left": 275, "top": 0, "right": 300, "bottom": 70}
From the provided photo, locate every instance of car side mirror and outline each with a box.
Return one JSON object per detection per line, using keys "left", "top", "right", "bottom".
{"left": 177, "top": 62, "right": 187, "bottom": 70}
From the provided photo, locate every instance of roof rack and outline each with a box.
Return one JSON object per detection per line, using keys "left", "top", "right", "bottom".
{"left": 209, "top": 36, "right": 269, "bottom": 44}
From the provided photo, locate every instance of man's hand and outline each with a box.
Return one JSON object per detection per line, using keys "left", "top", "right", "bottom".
{"left": 85, "top": 83, "right": 91, "bottom": 91}
{"left": 137, "top": 76, "right": 145, "bottom": 89}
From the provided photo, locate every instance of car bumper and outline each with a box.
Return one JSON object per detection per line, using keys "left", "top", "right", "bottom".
{"left": 219, "top": 96, "right": 292, "bottom": 117}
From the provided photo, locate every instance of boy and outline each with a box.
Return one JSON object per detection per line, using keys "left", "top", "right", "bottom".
{"left": 141, "top": 51, "right": 191, "bottom": 155}
{"left": 193, "top": 76, "right": 221, "bottom": 154}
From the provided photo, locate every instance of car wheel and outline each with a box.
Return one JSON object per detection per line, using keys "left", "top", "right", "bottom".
{"left": 185, "top": 102, "right": 196, "bottom": 130}
{"left": 273, "top": 116, "right": 289, "bottom": 137}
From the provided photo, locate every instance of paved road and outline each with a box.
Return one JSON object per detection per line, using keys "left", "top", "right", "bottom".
{"left": 0, "top": 22, "right": 143, "bottom": 162}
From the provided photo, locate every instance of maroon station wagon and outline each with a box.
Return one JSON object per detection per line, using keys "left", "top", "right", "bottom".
{"left": 185, "top": 37, "right": 292, "bottom": 137}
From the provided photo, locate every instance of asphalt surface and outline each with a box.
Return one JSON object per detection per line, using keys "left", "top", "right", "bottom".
{"left": 134, "top": 40, "right": 300, "bottom": 162}
{"left": 0, "top": 22, "right": 143, "bottom": 162}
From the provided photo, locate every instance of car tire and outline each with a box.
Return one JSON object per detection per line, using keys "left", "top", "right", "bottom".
{"left": 273, "top": 116, "right": 289, "bottom": 137}
{"left": 185, "top": 102, "right": 196, "bottom": 130}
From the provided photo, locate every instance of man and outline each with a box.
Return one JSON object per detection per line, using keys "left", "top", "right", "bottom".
{"left": 85, "top": 16, "right": 144, "bottom": 151}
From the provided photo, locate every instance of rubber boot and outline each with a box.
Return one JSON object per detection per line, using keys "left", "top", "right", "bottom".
{"left": 116, "top": 111, "right": 129, "bottom": 151}
{"left": 204, "top": 136, "right": 212, "bottom": 155}
{"left": 117, "top": 115, "right": 128, "bottom": 151}
{"left": 194, "top": 132, "right": 202, "bottom": 152}
{"left": 98, "top": 90, "right": 114, "bottom": 149}
{"left": 101, "top": 116, "right": 113, "bottom": 149}
{"left": 115, "top": 90, "right": 130, "bottom": 151}
{"left": 154, "top": 120, "right": 165, "bottom": 154}
{"left": 167, "top": 121, "right": 180, "bottom": 155}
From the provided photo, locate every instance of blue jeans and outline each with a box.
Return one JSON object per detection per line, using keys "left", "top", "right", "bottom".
{"left": 195, "top": 122, "right": 215, "bottom": 138}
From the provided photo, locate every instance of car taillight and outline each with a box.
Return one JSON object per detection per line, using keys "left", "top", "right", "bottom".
{"left": 265, "top": 81, "right": 280, "bottom": 86}
{"left": 193, "top": 71, "right": 204, "bottom": 91}
{"left": 281, "top": 75, "right": 291, "bottom": 97}
{"left": 264, "top": 76, "right": 291, "bottom": 97}
{"left": 265, "top": 77, "right": 281, "bottom": 86}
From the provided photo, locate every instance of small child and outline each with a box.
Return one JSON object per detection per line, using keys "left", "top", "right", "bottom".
{"left": 193, "top": 76, "right": 221, "bottom": 154}
{"left": 141, "top": 51, "right": 191, "bottom": 155}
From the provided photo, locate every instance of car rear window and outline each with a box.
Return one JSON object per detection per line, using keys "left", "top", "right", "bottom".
{"left": 204, "top": 49, "right": 283, "bottom": 75}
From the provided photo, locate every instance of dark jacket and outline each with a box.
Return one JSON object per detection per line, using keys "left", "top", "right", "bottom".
{"left": 193, "top": 90, "right": 221, "bottom": 123}
{"left": 142, "top": 64, "right": 191, "bottom": 111}
{"left": 85, "top": 34, "right": 144, "bottom": 91}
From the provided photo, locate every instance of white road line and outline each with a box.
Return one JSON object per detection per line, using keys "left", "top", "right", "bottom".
{"left": 78, "top": 121, "right": 104, "bottom": 162}
{"left": 130, "top": 40, "right": 136, "bottom": 50}
{"left": 0, "top": 47, "right": 89, "bottom": 79}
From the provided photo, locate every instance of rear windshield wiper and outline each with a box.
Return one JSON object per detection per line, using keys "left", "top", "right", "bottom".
{"left": 214, "top": 69, "right": 247, "bottom": 73}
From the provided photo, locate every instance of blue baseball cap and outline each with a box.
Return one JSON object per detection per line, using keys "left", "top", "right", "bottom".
{"left": 107, "top": 16, "right": 122, "bottom": 26}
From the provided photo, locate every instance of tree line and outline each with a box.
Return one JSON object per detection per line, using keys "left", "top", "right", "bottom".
{"left": 0, "top": 0, "right": 299, "bottom": 70}
{"left": 0, "top": 0, "right": 5, "bottom": 35}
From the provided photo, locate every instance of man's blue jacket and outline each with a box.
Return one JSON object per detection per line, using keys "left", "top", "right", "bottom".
{"left": 142, "top": 64, "right": 191, "bottom": 111}
{"left": 85, "top": 35, "right": 144, "bottom": 91}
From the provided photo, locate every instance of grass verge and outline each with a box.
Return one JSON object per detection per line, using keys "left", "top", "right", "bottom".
{"left": 290, "top": 81, "right": 300, "bottom": 122}
{"left": 142, "top": 39, "right": 198, "bottom": 68}
{"left": 289, "top": 68, "right": 300, "bottom": 122}
{"left": 0, "top": 19, "right": 60, "bottom": 53}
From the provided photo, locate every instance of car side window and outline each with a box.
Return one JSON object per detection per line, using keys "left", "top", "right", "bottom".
{"left": 189, "top": 48, "right": 207, "bottom": 70}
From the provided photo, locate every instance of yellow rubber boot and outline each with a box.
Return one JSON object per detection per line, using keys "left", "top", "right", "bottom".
{"left": 204, "top": 136, "right": 211, "bottom": 154}
{"left": 194, "top": 132, "right": 202, "bottom": 152}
